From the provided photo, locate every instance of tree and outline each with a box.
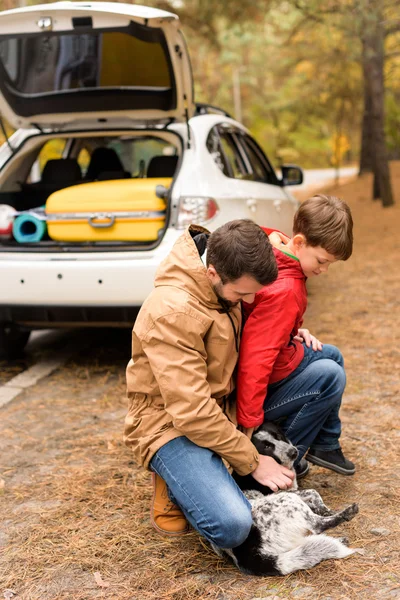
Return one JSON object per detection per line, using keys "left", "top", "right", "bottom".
{"left": 288, "top": 0, "right": 397, "bottom": 206}
{"left": 361, "top": 3, "right": 393, "bottom": 206}
{"left": 360, "top": 0, "right": 400, "bottom": 172}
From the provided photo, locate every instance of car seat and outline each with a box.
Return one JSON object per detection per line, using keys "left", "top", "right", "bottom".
{"left": 20, "top": 158, "right": 83, "bottom": 208}
{"left": 40, "top": 158, "right": 83, "bottom": 189}
{"left": 85, "top": 147, "right": 130, "bottom": 181}
{"left": 147, "top": 155, "right": 178, "bottom": 178}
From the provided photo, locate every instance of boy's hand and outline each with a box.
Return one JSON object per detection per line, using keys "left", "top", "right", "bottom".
{"left": 251, "top": 455, "right": 295, "bottom": 492}
{"left": 295, "top": 328, "right": 323, "bottom": 351}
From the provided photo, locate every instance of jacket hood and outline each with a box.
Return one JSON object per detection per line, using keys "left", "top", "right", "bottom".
{"left": 262, "top": 226, "right": 305, "bottom": 281}
{"left": 155, "top": 225, "right": 222, "bottom": 309}
{"left": 274, "top": 247, "right": 305, "bottom": 280}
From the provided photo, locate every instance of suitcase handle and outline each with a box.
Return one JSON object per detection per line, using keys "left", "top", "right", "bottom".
{"left": 88, "top": 214, "right": 115, "bottom": 228}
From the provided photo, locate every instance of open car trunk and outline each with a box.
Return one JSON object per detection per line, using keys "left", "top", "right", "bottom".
{"left": 0, "top": 2, "right": 194, "bottom": 129}
{"left": 0, "top": 129, "right": 182, "bottom": 251}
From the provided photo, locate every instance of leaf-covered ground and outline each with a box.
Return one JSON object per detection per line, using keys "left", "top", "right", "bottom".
{"left": 0, "top": 165, "right": 399, "bottom": 600}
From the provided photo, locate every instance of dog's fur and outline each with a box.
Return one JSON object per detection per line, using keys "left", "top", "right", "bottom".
{"left": 233, "top": 420, "right": 300, "bottom": 495}
{"left": 215, "top": 421, "right": 359, "bottom": 576}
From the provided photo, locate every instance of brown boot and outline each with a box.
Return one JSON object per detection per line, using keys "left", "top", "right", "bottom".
{"left": 151, "top": 473, "right": 189, "bottom": 536}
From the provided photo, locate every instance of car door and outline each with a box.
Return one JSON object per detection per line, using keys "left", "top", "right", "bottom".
{"left": 207, "top": 124, "right": 297, "bottom": 234}
{"left": 235, "top": 131, "right": 298, "bottom": 234}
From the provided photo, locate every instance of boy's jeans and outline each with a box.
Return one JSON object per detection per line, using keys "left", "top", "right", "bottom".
{"left": 264, "top": 343, "right": 345, "bottom": 464}
{"left": 150, "top": 436, "right": 252, "bottom": 548}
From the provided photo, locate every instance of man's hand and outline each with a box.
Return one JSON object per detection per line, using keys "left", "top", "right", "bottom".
{"left": 295, "top": 328, "right": 323, "bottom": 351}
{"left": 251, "top": 455, "right": 295, "bottom": 492}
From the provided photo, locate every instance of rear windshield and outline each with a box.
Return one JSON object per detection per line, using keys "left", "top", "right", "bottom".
{"left": 0, "top": 23, "right": 176, "bottom": 116}
{"left": 0, "top": 30, "right": 171, "bottom": 94}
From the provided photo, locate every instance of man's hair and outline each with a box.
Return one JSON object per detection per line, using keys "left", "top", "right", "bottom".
{"left": 293, "top": 195, "right": 353, "bottom": 260}
{"left": 206, "top": 219, "right": 278, "bottom": 285}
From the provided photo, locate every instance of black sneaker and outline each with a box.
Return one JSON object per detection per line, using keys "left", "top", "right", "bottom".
{"left": 295, "top": 458, "right": 310, "bottom": 480}
{"left": 306, "top": 448, "right": 355, "bottom": 475}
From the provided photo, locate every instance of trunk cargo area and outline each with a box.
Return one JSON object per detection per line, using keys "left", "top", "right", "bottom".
{"left": 0, "top": 178, "right": 172, "bottom": 248}
{"left": 45, "top": 178, "right": 170, "bottom": 242}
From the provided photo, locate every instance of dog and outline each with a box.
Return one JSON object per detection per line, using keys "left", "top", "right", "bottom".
{"left": 214, "top": 421, "right": 359, "bottom": 576}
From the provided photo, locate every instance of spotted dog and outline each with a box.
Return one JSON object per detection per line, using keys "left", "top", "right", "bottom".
{"left": 215, "top": 421, "right": 359, "bottom": 576}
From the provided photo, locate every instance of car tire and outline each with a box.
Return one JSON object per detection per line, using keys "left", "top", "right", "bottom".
{"left": 0, "top": 324, "right": 31, "bottom": 360}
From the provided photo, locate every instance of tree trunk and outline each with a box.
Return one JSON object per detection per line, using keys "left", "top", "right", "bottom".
{"left": 359, "top": 87, "right": 374, "bottom": 175}
{"left": 361, "top": 3, "right": 394, "bottom": 207}
{"left": 373, "top": 172, "right": 380, "bottom": 199}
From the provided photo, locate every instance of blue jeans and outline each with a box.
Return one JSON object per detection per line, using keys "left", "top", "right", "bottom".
{"left": 264, "top": 344, "right": 345, "bottom": 464}
{"left": 150, "top": 436, "right": 252, "bottom": 548}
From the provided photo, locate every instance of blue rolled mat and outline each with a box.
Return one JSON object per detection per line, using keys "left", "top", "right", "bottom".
{"left": 13, "top": 212, "right": 47, "bottom": 243}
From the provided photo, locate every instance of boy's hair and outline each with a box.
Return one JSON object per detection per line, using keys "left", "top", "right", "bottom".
{"left": 293, "top": 195, "right": 353, "bottom": 260}
{"left": 207, "top": 219, "right": 278, "bottom": 285}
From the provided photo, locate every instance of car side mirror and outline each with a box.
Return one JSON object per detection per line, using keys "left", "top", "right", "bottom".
{"left": 280, "top": 165, "right": 303, "bottom": 186}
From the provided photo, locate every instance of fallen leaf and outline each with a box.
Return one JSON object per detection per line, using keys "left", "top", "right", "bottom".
{"left": 370, "top": 527, "right": 391, "bottom": 537}
{"left": 93, "top": 572, "right": 110, "bottom": 588}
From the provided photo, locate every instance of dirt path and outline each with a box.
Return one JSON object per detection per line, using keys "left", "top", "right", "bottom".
{"left": 1, "top": 167, "right": 400, "bottom": 600}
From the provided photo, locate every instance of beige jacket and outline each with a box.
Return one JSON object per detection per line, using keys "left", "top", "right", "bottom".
{"left": 124, "top": 225, "right": 260, "bottom": 475}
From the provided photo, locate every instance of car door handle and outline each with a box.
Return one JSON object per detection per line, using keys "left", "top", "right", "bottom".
{"left": 246, "top": 198, "right": 257, "bottom": 213}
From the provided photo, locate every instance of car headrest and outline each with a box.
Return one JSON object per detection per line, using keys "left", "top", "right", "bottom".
{"left": 97, "top": 170, "right": 131, "bottom": 181}
{"left": 147, "top": 155, "right": 178, "bottom": 178}
{"left": 41, "top": 159, "right": 82, "bottom": 184}
{"left": 85, "top": 147, "right": 125, "bottom": 180}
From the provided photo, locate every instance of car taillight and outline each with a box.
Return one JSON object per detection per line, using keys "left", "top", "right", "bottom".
{"left": 176, "top": 197, "right": 220, "bottom": 229}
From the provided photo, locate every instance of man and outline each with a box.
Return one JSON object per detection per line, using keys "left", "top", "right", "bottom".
{"left": 124, "top": 220, "right": 295, "bottom": 549}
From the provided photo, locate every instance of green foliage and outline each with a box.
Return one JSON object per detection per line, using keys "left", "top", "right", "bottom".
{"left": 1, "top": 0, "right": 398, "bottom": 169}
{"left": 183, "top": 1, "right": 364, "bottom": 167}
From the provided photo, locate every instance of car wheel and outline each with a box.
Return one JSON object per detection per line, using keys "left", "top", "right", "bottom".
{"left": 0, "top": 324, "right": 31, "bottom": 360}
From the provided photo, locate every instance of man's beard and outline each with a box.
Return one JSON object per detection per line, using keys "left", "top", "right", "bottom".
{"left": 212, "top": 282, "right": 239, "bottom": 308}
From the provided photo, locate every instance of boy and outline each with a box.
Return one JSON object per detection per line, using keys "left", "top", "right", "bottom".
{"left": 236, "top": 194, "right": 355, "bottom": 477}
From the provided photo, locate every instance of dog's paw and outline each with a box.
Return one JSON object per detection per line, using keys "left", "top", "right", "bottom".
{"left": 342, "top": 503, "right": 359, "bottom": 521}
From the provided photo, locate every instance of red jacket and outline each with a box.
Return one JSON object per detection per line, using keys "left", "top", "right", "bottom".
{"left": 236, "top": 231, "right": 307, "bottom": 428}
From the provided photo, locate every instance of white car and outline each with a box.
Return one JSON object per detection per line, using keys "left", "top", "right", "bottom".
{"left": 0, "top": 1, "right": 302, "bottom": 359}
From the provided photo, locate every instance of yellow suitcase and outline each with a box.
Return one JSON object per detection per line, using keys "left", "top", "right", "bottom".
{"left": 45, "top": 178, "right": 170, "bottom": 242}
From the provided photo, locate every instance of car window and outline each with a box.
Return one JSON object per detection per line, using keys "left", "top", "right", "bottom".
{"left": 0, "top": 31, "right": 171, "bottom": 95}
{"left": 28, "top": 135, "right": 179, "bottom": 185}
{"left": 206, "top": 127, "right": 247, "bottom": 179}
{"left": 79, "top": 137, "right": 177, "bottom": 178}
{"left": 219, "top": 134, "right": 247, "bottom": 179}
{"left": 77, "top": 147, "right": 91, "bottom": 177}
{"left": 206, "top": 128, "right": 225, "bottom": 173}
{"left": 206, "top": 127, "right": 229, "bottom": 175}
{"left": 238, "top": 134, "right": 277, "bottom": 185}
{"left": 110, "top": 138, "right": 176, "bottom": 177}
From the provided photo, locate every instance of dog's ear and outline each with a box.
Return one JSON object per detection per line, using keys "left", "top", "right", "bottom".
{"left": 274, "top": 416, "right": 287, "bottom": 426}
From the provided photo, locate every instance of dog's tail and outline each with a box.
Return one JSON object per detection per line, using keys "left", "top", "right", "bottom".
{"left": 276, "top": 534, "right": 355, "bottom": 575}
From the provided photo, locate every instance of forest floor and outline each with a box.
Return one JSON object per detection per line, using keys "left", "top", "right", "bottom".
{"left": 0, "top": 164, "right": 399, "bottom": 600}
